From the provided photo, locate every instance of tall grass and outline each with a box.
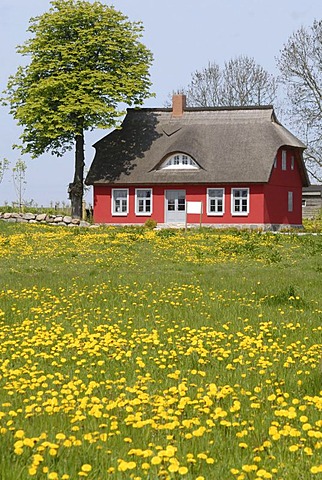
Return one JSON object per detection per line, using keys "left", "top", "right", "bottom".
{"left": 0, "top": 223, "right": 321, "bottom": 479}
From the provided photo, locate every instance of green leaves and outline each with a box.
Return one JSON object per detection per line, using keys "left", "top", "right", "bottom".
{"left": 3, "top": 0, "right": 153, "bottom": 157}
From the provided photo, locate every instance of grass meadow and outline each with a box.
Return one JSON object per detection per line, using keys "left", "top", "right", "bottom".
{"left": 0, "top": 222, "right": 321, "bottom": 480}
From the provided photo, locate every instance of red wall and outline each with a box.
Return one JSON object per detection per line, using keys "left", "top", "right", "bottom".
{"left": 264, "top": 148, "right": 303, "bottom": 225}
{"left": 92, "top": 148, "right": 304, "bottom": 226}
{"left": 93, "top": 184, "right": 266, "bottom": 225}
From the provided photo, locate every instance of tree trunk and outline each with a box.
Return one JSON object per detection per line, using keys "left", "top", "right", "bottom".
{"left": 69, "top": 131, "right": 85, "bottom": 219}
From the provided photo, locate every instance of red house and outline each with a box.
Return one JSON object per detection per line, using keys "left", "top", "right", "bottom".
{"left": 85, "top": 95, "right": 309, "bottom": 229}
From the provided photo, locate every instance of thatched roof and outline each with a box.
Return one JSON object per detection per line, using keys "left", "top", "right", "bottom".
{"left": 85, "top": 105, "right": 309, "bottom": 186}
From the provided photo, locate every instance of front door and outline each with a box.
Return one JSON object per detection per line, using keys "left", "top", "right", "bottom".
{"left": 165, "top": 190, "right": 186, "bottom": 223}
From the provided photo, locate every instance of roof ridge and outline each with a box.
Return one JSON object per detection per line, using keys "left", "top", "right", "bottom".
{"left": 127, "top": 105, "right": 274, "bottom": 113}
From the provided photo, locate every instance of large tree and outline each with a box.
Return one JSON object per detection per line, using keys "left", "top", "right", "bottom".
{"left": 221, "top": 56, "right": 277, "bottom": 107}
{"left": 277, "top": 20, "right": 322, "bottom": 182}
{"left": 3, "top": 0, "right": 153, "bottom": 218}
{"left": 176, "top": 55, "right": 276, "bottom": 108}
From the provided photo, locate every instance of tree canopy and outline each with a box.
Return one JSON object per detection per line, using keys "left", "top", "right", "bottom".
{"left": 277, "top": 20, "right": 322, "bottom": 182}
{"left": 3, "top": 0, "right": 153, "bottom": 217}
{"left": 175, "top": 56, "right": 277, "bottom": 108}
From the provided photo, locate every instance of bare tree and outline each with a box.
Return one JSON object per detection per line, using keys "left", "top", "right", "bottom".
{"left": 186, "top": 62, "right": 223, "bottom": 107}
{"left": 169, "top": 56, "right": 277, "bottom": 108}
{"left": 221, "top": 56, "right": 277, "bottom": 107}
{"left": 0, "top": 158, "right": 9, "bottom": 185}
{"left": 12, "top": 159, "right": 27, "bottom": 211}
{"left": 277, "top": 20, "right": 322, "bottom": 182}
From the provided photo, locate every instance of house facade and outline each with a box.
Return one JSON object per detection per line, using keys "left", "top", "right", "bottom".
{"left": 86, "top": 95, "right": 309, "bottom": 229}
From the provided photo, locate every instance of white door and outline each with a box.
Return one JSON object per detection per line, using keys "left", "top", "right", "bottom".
{"left": 165, "top": 190, "right": 186, "bottom": 223}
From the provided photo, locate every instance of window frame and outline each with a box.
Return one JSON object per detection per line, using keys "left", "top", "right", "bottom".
{"left": 273, "top": 156, "right": 277, "bottom": 169}
{"left": 288, "top": 191, "right": 293, "bottom": 212}
{"left": 291, "top": 156, "right": 295, "bottom": 170}
{"left": 111, "top": 188, "right": 129, "bottom": 216}
{"left": 135, "top": 188, "right": 153, "bottom": 216}
{"left": 207, "top": 188, "right": 225, "bottom": 216}
{"left": 231, "top": 188, "right": 250, "bottom": 216}
{"left": 160, "top": 153, "right": 199, "bottom": 170}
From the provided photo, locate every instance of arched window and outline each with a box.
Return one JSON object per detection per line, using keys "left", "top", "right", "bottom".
{"left": 159, "top": 153, "right": 199, "bottom": 170}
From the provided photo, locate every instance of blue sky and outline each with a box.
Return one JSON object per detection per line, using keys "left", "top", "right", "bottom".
{"left": 0, "top": 0, "right": 322, "bottom": 206}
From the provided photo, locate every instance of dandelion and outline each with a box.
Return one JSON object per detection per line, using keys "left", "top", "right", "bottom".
{"left": 238, "top": 442, "right": 248, "bottom": 449}
{"left": 81, "top": 464, "right": 92, "bottom": 472}
{"left": 48, "top": 473, "right": 59, "bottom": 480}
{"left": 289, "top": 445, "right": 299, "bottom": 452}
{"left": 178, "top": 466, "right": 188, "bottom": 475}
{"left": 311, "top": 465, "right": 322, "bottom": 474}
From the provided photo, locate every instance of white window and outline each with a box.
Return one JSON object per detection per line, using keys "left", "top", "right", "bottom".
{"left": 112, "top": 189, "right": 129, "bottom": 215}
{"left": 135, "top": 189, "right": 152, "bottom": 215}
{"left": 288, "top": 191, "right": 293, "bottom": 212}
{"left": 291, "top": 156, "right": 295, "bottom": 170}
{"left": 274, "top": 156, "right": 277, "bottom": 168}
{"left": 207, "top": 188, "right": 224, "bottom": 215}
{"left": 282, "top": 150, "right": 287, "bottom": 170}
{"left": 231, "top": 188, "right": 249, "bottom": 216}
{"left": 160, "top": 153, "right": 199, "bottom": 170}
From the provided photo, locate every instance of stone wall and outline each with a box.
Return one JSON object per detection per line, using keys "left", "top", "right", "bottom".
{"left": 0, "top": 212, "right": 91, "bottom": 227}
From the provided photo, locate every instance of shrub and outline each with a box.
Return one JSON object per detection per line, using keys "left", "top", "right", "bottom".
{"left": 144, "top": 218, "right": 157, "bottom": 229}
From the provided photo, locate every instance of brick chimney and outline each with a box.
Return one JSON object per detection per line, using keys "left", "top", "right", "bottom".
{"left": 172, "top": 94, "right": 186, "bottom": 117}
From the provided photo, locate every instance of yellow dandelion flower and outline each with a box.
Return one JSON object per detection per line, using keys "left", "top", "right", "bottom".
{"left": 289, "top": 445, "right": 299, "bottom": 452}
{"left": 178, "top": 466, "right": 188, "bottom": 475}
{"left": 28, "top": 467, "right": 37, "bottom": 476}
{"left": 197, "top": 453, "right": 207, "bottom": 460}
{"left": 48, "top": 473, "right": 59, "bottom": 480}
{"left": 81, "top": 464, "right": 92, "bottom": 472}
{"left": 242, "top": 464, "right": 258, "bottom": 472}
{"left": 304, "top": 447, "right": 313, "bottom": 456}
{"left": 168, "top": 464, "right": 179, "bottom": 473}
{"left": 311, "top": 465, "right": 322, "bottom": 474}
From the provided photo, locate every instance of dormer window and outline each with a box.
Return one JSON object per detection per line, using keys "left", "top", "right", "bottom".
{"left": 160, "top": 153, "right": 199, "bottom": 170}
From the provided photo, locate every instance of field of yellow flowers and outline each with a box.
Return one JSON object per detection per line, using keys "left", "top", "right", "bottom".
{"left": 0, "top": 223, "right": 321, "bottom": 480}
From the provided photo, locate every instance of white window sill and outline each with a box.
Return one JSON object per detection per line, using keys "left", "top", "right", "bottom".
{"left": 207, "top": 212, "right": 225, "bottom": 216}
{"left": 231, "top": 212, "right": 249, "bottom": 216}
{"left": 112, "top": 213, "right": 128, "bottom": 216}
{"left": 135, "top": 212, "right": 152, "bottom": 216}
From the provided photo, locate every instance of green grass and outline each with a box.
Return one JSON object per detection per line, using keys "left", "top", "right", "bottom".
{"left": 0, "top": 222, "right": 321, "bottom": 480}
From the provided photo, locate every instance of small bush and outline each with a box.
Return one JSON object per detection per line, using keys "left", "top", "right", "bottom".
{"left": 144, "top": 218, "right": 157, "bottom": 229}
